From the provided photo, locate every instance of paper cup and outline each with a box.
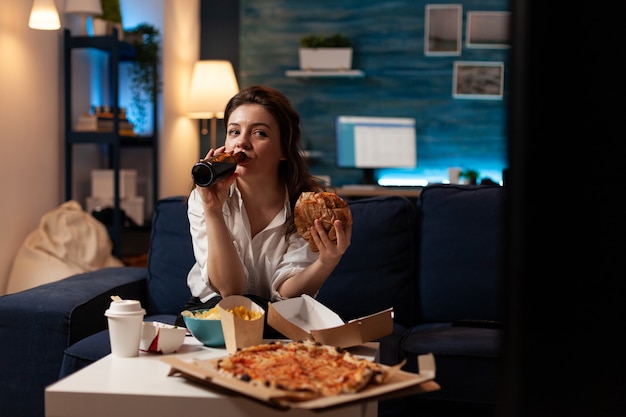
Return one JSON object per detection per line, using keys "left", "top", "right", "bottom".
{"left": 105, "top": 300, "right": 146, "bottom": 357}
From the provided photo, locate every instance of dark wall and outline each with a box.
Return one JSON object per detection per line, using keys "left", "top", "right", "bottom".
{"left": 199, "top": 0, "right": 240, "bottom": 155}
{"left": 202, "top": 0, "right": 509, "bottom": 186}
{"left": 200, "top": 0, "right": 239, "bottom": 70}
{"left": 503, "top": 1, "right": 624, "bottom": 416}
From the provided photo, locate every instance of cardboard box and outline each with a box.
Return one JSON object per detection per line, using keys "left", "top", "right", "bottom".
{"left": 268, "top": 294, "right": 393, "bottom": 348}
{"left": 162, "top": 351, "right": 438, "bottom": 410}
{"left": 86, "top": 196, "right": 145, "bottom": 225}
{"left": 140, "top": 321, "right": 186, "bottom": 354}
{"left": 218, "top": 295, "right": 265, "bottom": 354}
{"left": 91, "top": 169, "right": 137, "bottom": 199}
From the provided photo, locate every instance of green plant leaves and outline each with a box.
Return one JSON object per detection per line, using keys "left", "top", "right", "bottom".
{"left": 299, "top": 33, "right": 351, "bottom": 48}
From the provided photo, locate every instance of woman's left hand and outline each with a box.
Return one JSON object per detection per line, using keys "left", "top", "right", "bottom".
{"left": 309, "top": 219, "right": 352, "bottom": 264}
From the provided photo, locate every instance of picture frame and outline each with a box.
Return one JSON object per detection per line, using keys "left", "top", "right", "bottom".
{"left": 466, "top": 11, "right": 511, "bottom": 48}
{"left": 424, "top": 4, "right": 462, "bottom": 56}
{"left": 453, "top": 61, "right": 504, "bottom": 99}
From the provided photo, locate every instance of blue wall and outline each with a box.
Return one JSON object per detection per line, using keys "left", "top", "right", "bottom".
{"left": 239, "top": 0, "right": 509, "bottom": 186}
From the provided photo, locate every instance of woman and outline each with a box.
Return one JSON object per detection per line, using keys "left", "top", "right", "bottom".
{"left": 176, "top": 86, "right": 351, "bottom": 329}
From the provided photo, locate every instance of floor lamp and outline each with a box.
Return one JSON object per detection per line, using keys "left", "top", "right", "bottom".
{"left": 188, "top": 60, "right": 240, "bottom": 151}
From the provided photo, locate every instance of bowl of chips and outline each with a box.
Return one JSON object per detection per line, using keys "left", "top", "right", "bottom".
{"left": 181, "top": 307, "right": 225, "bottom": 347}
{"left": 181, "top": 296, "right": 266, "bottom": 350}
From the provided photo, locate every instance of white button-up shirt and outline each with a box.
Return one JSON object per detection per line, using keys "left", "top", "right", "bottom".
{"left": 186, "top": 185, "right": 317, "bottom": 303}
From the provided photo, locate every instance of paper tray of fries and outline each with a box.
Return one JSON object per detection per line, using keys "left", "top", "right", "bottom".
{"left": 161, "top": 351, "right": 439, "bottom": 410}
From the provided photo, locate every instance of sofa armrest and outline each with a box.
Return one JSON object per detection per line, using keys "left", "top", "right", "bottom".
{"left": 66, "top": 267, "right": 149, "bottom": 343}
{"left": 1, "top": 266, "right": 147, "bottom": 341}
{"left": 0, "top": 267, "right": 147, "bottom": 417}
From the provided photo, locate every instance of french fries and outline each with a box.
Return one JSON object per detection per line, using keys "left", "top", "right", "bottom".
{"left": 228, "top": 305, "right": 263, "bottom": 320}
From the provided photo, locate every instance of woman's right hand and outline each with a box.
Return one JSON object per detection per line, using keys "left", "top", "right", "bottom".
{"left": 196, "top": 147, "right": 238, "bottom": 215}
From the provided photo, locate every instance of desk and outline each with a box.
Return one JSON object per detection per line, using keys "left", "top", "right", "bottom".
{"left": 45, "top": 337, "right": 378, "bottom": 417}
{"left": 334, "top": 186, "right": 422, "bottom": 199}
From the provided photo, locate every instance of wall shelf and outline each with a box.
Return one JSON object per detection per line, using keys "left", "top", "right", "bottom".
{"left": 285, "top": 69, "right": 365, "bottom": 78}
{"left": 63, "top": 28, "right": 159, "bottom": 257}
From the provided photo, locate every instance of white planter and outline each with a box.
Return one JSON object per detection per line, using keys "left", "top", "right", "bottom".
{"left": 298, "top": 48, "right": 353, "bottom": 71}
{"left": 92, "top": 18, "right": 107, "bottom": 36}
{"left": 92, "top": 18, "right": 123, "bottom": 40}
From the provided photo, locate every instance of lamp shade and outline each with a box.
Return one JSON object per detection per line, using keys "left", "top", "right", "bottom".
{"left": 188, "top": 60, "right": 239, "bottom": 119}
{"left": 29, "top": 0, "right": 61, "bottom": 30}
{"left": 64, "top": 0, "right": 102, "bottom": 14}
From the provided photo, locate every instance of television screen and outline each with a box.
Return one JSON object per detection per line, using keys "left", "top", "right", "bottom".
{"left": 336, "top": 116, "right": 417, "bottom": 169}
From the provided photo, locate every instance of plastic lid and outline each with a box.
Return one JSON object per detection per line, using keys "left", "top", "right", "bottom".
{"left": 105, "top": 299, "right": 146, "bottom": 316}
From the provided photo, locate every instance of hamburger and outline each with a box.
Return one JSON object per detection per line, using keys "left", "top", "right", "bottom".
{"left": 294, "top": 192, "right": 353, "bottom": 252}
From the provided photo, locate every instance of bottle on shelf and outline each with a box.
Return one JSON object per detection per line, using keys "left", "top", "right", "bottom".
{"left": 191, "top": 151, "right": 248, "bottom": 187}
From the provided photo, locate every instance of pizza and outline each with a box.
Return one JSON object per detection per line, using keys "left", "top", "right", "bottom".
{"left": 214, "top": 340, "right": 388, "bottom": 400}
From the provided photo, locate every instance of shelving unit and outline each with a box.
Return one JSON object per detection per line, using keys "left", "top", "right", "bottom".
{"left": 285, "top": 69, "right": 364, "bottom": 78}
{"left": 63, "top": 28, "right": 158, "bottom": 257}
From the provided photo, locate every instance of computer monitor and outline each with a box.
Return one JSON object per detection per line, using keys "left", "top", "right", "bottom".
{"left": 336, "top": 116, "right": 417, "bottom": 185}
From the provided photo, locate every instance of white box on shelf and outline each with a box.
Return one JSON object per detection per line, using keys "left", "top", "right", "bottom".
{"left": 298, "top": 47, "right": 353, "bottom": 70}
{"left": 86, "top": 196, "right": 145, "bottom": 226}
{"left": 91, "top": 170, "right": 137, "bottom": 199}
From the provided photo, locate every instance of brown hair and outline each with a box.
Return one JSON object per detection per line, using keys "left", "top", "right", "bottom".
{"left": 223, "top": 85, "right": 323, "bottom": 236}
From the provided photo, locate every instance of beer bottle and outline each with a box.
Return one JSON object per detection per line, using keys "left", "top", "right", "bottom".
{"left": 191, "top": 151, "right": 247, "bottom": 187}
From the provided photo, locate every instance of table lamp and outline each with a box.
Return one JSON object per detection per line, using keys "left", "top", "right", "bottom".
{"left": 188, "top": 60, "right": 239, "bottom": 150}
{"left": 28, "top": 0, "right": 61, "bottom": 30}
{"left": 64, "top": 0, "right": 103, "bottom": 35}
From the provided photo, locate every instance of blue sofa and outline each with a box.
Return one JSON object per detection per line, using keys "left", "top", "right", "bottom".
{"left": 0, "top": 184, "right": 504, "bottom": 417}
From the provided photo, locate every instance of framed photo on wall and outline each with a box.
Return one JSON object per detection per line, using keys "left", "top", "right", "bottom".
{"left": 466, "top": 11, "right": 511, "bottom": 48}
{"left": 424, "top": 4, "right": 462, "bottom": 56}
{"left": 453, "top": 61, "right": 504, "bottom": 99}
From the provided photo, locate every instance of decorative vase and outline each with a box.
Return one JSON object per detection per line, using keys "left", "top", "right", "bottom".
{"left": 298, "top": 47, "right": 353, "bottom": 71}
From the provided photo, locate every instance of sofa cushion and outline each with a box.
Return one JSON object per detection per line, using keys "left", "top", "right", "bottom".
{"left": 401, "top": 323, "right": 501, "bottom": 405}
{"left": 146, "top": 197, "right": 194, "bottom": 315}
{"left": 59, "top": 329, "right": 111, "bottom": 378}
{"left": 418, "top": 184, "right": 504, "bottom": 323}
{"left": 402, "top": 323, "right": 500, "bottom": 361}
{"left": 317, "top": 195, "right": 420, "bottom": 328}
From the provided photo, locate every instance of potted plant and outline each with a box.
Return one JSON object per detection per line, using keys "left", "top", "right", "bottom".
{"left": 92, "top": 0, "right": 123, "bottom": 39}
{"left": 460, "top": 169, "right": 480, "bottom": 185}
{"left": 125, "top": 23, "right": 161, "bottom": 134}
{"left": 298, "top": 33, "right": 353, "bottom": 71}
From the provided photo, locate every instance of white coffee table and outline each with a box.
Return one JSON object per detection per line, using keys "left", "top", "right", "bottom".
{"left": 45, "top": 337, "right": 379, "bottom": 417}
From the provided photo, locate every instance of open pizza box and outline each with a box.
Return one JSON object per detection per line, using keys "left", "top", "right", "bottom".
{"left": 267, "top": 294, "right": 393, "bottom": 348}
{"left": 162, "top": 352, "right": 439, "bottom": 410}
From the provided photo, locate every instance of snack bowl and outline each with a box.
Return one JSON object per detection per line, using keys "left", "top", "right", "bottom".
{"left": 182, "top": 309, "right": 225, "bottom": 347}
